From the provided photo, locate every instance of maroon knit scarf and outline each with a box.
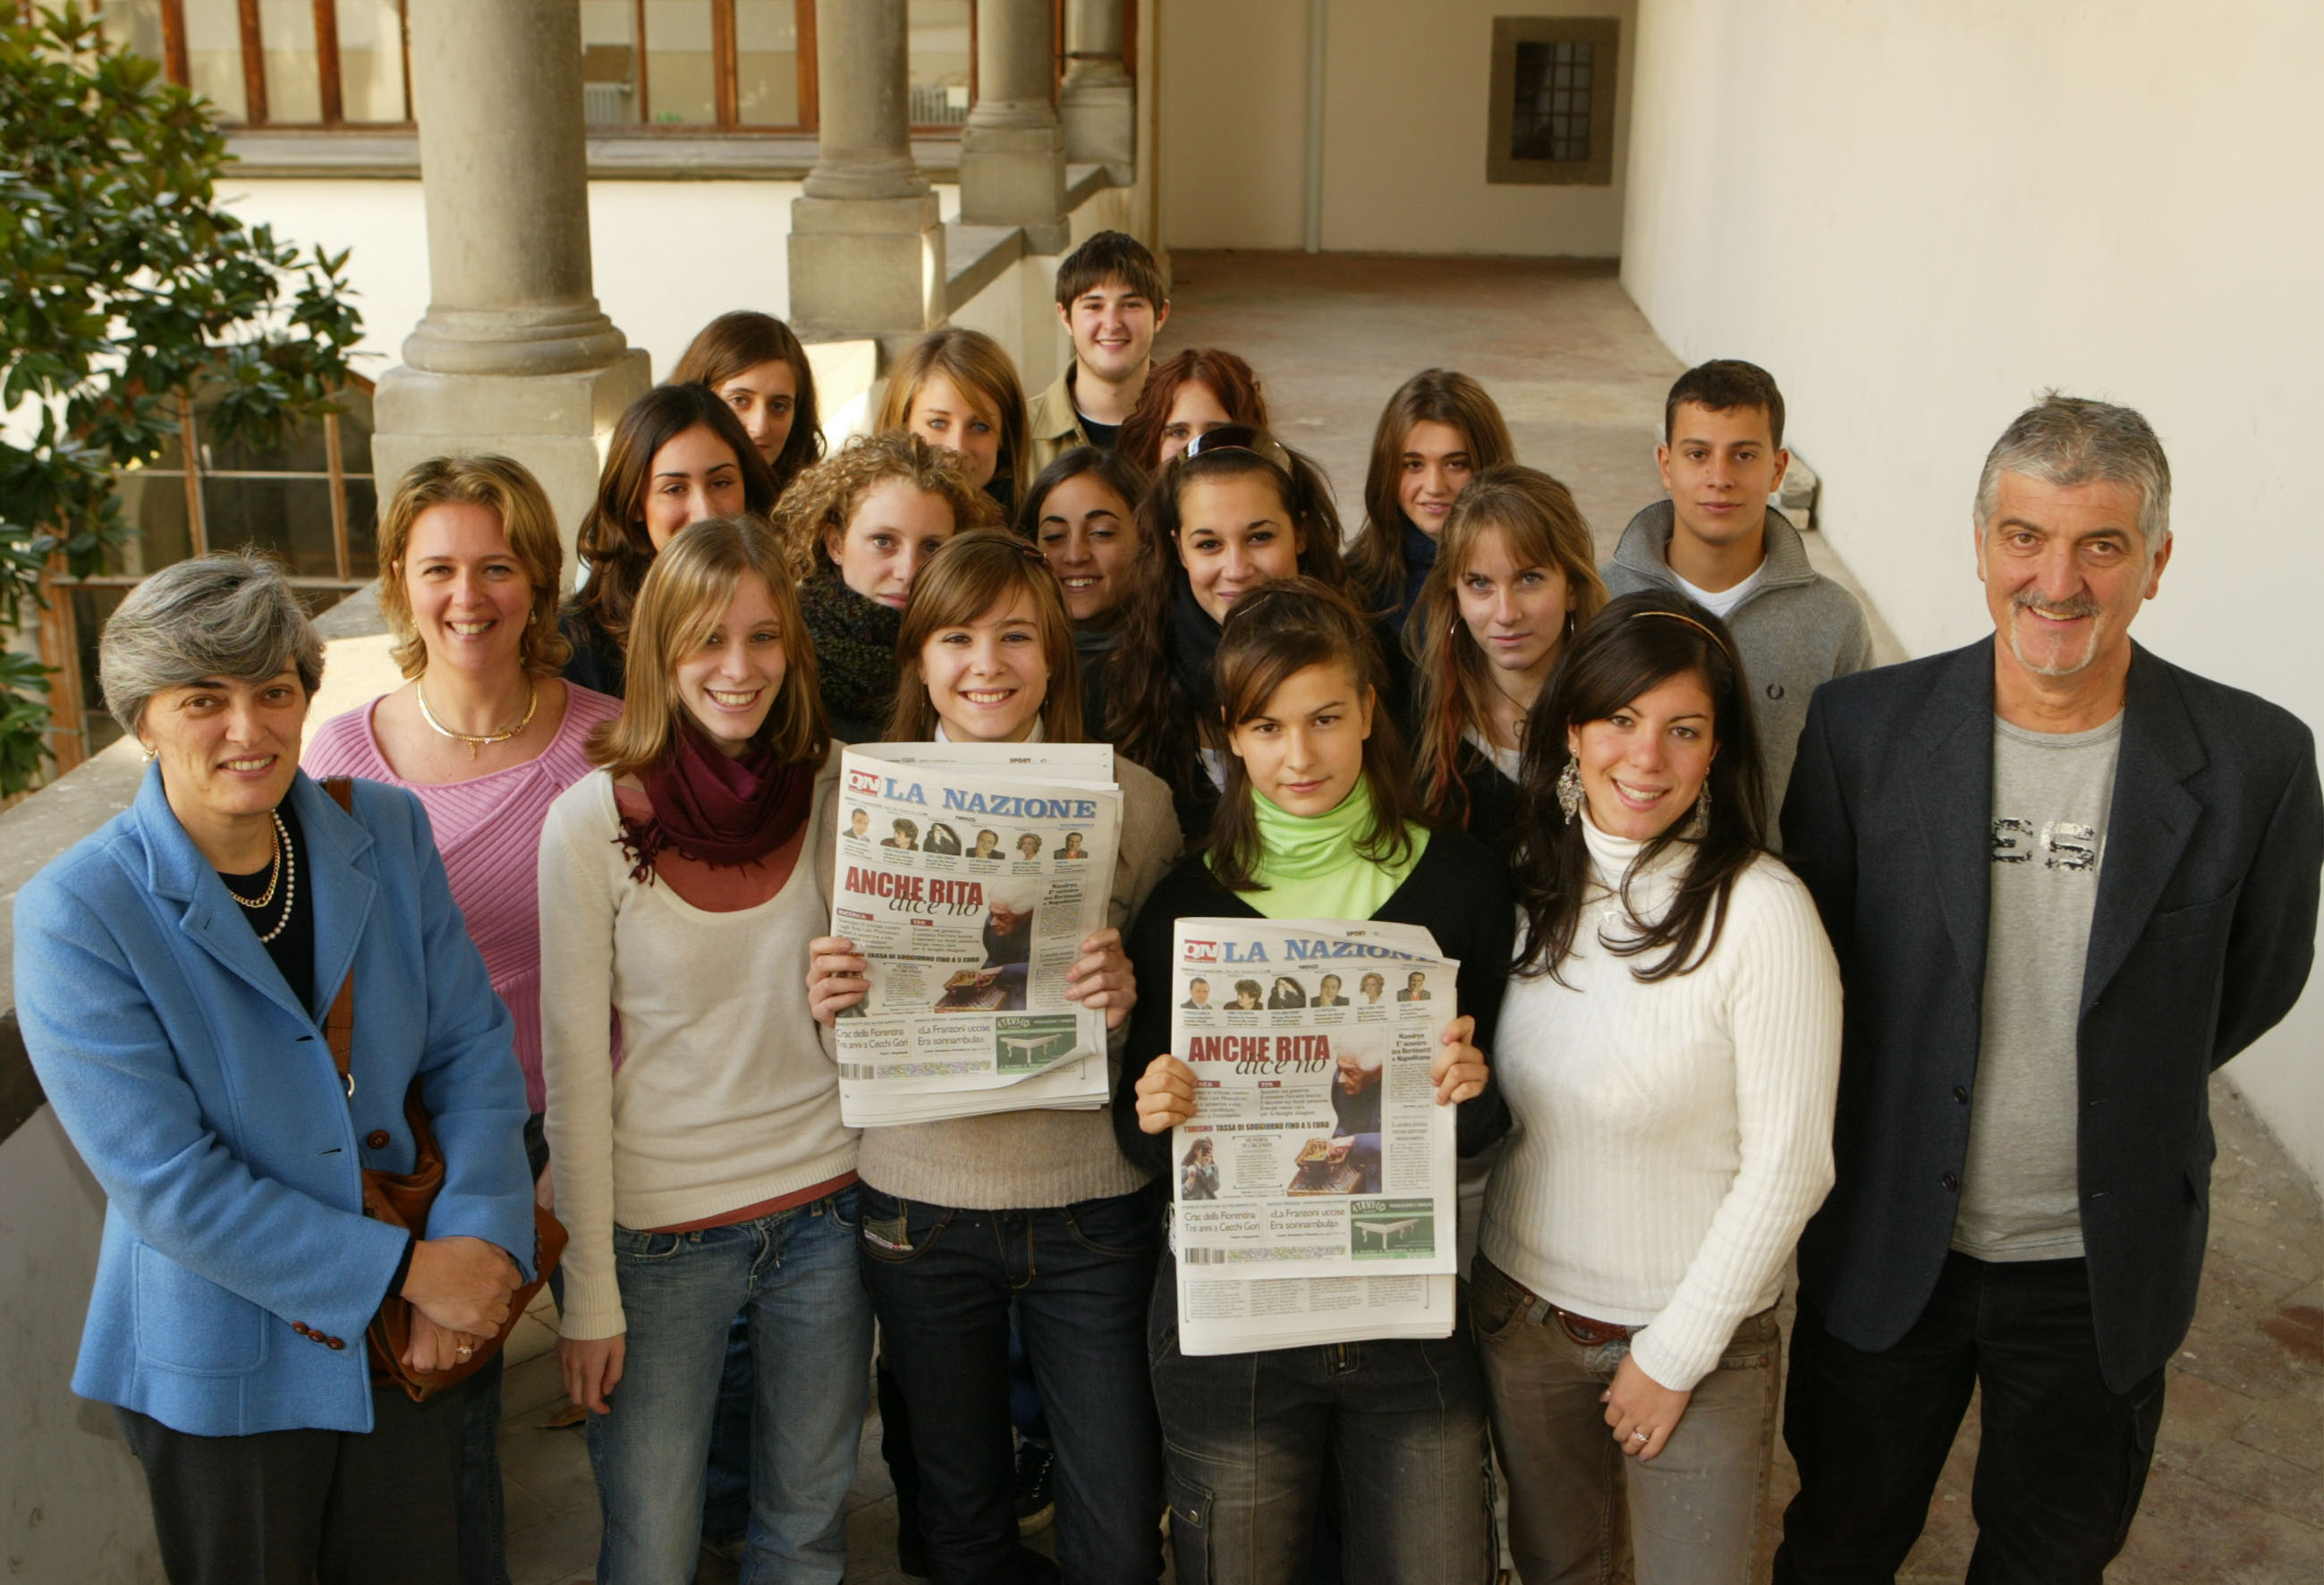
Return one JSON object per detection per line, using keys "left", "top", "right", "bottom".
{"left": 617, "top": 723, "right": 814, "bottom": 882}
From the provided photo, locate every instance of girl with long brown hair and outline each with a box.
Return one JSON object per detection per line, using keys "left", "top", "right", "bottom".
{"left": 1346, "top": 369, "right": 1518, "bottom": 630}
{"left": 1098, "top": 428, "right": 1350, "bottom": 837}
{"left": 1406, "top": 463, "right": 1607, "bottom": 852}
{"left": 873, "top": 326, "right": 1033, "bottom": 518}
{"left": 805, "top": 530, "right": 1180, "bottom": 1581}
{"left": 1118, "top": 578, "right": 1512, "bottom": 1581}
{"left": 560, "top": 384, "right": 778, "bottom": 699}
{"left": 670, "top": 309, "right": 825, "bottom": 492}
{"left": 539, "top": 516, "right": 869, "bottom": 1583}
{"left": 1115, "top": 346, "right": 1272, "bottom": 475}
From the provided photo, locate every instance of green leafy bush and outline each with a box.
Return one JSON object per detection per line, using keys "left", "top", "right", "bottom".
{"left": 1, "top": 2, "right": 361, "bottom": 793}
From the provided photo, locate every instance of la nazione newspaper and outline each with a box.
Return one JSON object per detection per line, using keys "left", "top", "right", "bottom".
{"left": 1167, "top": 918, "right": 1462, "bottom": 1353}
{"left": 832, "top": 744, "right": 1121, "bottom": 1126}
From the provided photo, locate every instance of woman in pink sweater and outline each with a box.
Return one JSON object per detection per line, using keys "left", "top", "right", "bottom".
{"left": 304, "top": 453, "right": 617, "bottom": 1584}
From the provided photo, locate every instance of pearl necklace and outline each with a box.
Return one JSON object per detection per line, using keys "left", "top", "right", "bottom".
{"left": 231, "top": 809, "right": 298, "bottom": 943}
{"left": 416, "top": 676, "right": 539, "bottom": 760}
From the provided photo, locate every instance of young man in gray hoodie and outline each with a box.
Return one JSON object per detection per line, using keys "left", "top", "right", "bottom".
{"left": 1604, "top": 359, "right": 1875, "bottom": 813}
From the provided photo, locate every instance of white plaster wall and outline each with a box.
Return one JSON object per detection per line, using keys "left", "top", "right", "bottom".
{"left": 1622, "top": 0, "right": 2324, "bottom": 1186}
{"left": 1159, "top": 0, "right": 1634, "bottom": 256}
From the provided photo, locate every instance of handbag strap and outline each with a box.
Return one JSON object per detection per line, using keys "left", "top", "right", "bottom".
{"left": 320, "top": 777, "right": 357, "bottom": 1100}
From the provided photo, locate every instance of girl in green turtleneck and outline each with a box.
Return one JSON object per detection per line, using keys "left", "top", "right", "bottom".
{"left": 1110, "top": 576, "right": 1514, "bottom": 1581}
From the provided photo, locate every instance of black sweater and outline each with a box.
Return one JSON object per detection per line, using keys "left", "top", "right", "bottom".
{"left": 1113, "top": 826, "right": 1514, "bottom": 1179}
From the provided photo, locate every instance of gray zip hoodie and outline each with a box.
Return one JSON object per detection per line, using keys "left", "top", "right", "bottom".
{"left": 1602, "top": 500, "right": 1874, "bottom": 821}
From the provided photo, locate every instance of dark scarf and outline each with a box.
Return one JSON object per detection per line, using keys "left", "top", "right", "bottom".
{"left": 618, "top": 721, "right": 814, "bottom": 882}
{"left": 1169, "top": 579, "right": 1225, "bottom": 716}
{"left": 798, "top": 570, "right": 903, "bottom": 732}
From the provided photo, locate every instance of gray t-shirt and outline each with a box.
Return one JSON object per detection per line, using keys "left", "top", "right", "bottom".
{"left": 1953, "top": 712, "right": 2124, "bottom": 1261}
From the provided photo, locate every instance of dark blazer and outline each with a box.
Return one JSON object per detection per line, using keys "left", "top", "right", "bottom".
{"left": 1781, "top": 640, "right": 2321, "bottom": 1389}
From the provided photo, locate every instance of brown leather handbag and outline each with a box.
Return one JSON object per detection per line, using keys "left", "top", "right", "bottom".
{"left": 321, "top": 777, "right": 567, "bottom": 1402}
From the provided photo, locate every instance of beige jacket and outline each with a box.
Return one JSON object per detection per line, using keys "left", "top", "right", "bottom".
{"left": 1026, "top": 360, "right": 1150, "bottom": 475}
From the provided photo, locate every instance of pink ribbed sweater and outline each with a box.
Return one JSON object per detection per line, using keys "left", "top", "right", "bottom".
{"left": 304, "top": 683, "right": 623, "bottom": 1113}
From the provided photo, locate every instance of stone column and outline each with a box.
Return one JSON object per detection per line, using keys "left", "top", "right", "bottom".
{"left": 1059, "top": 0, "right": 1133, "bottom": 182}
{"left": 370, "top": 0, "right": 649, "bottom": 574}
{"left": 960, "top": 0, "right": 1070, "bottom": 252}
{"left": 789, "top": 0, "right": 946, "bottom": 346}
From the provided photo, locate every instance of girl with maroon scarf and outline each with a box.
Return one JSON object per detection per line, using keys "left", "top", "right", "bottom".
{"left": 538, "top": 516, "right": 869, "bottom": 1581}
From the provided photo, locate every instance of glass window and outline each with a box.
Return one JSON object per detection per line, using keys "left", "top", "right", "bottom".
{"left": 335, "top": 0, "right": 408, "bottom": 123}
{"left": 643, "top": 0, "right": 717, "bottom": 125}
{"left": 181, "top": 0, "right": 250, "bottom": 123}
{"left": 909, "top": 0, "right": 971, "bottom": 127}
{"left": 1511, "top": 40, "right": 1595, "bottom": 163}
{"left": 734, "top": 0, "right": 801, "bottom": 126}
{"left": 97, "top": 0, "right": 167, "bottom": 61}
{"left": 258, "top": 0, "right": 324, "bottom": 123}
{"left": 581, "top": 0, "right": 641, "bottom": 126}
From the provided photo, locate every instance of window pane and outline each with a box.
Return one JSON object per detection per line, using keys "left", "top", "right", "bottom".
{"left": 203, "top": 476, "right": 344, "bottom": 576}
{"left": 734, "top": 0, "right": 800, "bottom": 126}
{"left": 343, "top": 476, "right": 380, "bottom": 577}
{"left": 69, "top": 588, "right": 131, "bottom": 755}
{"left": 258, "top": 0, "right": 323, "bottom": 122}
{"left": 1511, "top": 38, "right": 1592, "bottom": 164}
{"left": 644, "top": 0, "right": 716, "bottom": 126}
{"left": 182, "top": 0, "right": 249, "bottom": 122}
{"left": 581, "top": 0, "right": 640, "bottom": 125}
{"left": 336, "top": 0, "right": 408, "bottom": 123}
{"left": 98, "top": 0, "right": 167, "bottom": 63}
{"left": 115, "top": 470, "right": 197, "bottom": 572}
{"left": 909, "top": 0, "right": 970, "bottom": 126}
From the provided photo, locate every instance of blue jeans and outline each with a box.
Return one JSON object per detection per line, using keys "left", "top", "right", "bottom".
{"left": 587, "top": 1189, "right": 872, "bottom": 1585}
{"left": 1148, "top": 1259, "right": 1496, "bottom": 1585}
{"left": 857, "top": 1182, "right": 1166, "bottom": 1583}
{"left": 459, "top": 1351, "right": 510, "bottom": 1584}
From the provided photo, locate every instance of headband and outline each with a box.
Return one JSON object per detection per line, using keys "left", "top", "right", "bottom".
{"left": 1631, "top": 607, "right": 1733, "bottom": 660}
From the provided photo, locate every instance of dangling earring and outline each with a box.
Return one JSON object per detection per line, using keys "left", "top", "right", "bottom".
{"left": 1556, "top": 753, "right": 1584, "bottom": 824}
{"left": 1694, "top": 783, "right": 1713, "bottom": 827}
{"left": 141, "top": 743, "right": 157, "bottom": 763}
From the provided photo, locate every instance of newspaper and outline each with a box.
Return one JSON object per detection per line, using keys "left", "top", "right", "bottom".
{"left": 832, "top": 746, "right": 1122, "bottom": 1126}
{"left": 1166, "top": 918, "right": 1462, "bottom": 1353}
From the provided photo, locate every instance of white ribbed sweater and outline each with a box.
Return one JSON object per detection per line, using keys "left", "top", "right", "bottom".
{"left": 1479, "top": 818, "right": 1841, "bottom": 1390}
{"left": 539, "top": 756, "right": 859, "bottom": 1341}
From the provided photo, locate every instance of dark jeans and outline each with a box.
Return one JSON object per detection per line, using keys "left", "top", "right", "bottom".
{"left": 118, "top": 1371, "right": 482, "bottom": 1585}
{"left": 1775, "top": 1252, "right": 2167, "bottom": 1585}
{"left": 858, "top": 1182, "right": 1166, "bottom": 1584}
{"left": 1148, "top": 1260, "right": 1496, "bottom": 1585}
{"left": 459, "top": 1352, "right": 510, "bottom": 1584}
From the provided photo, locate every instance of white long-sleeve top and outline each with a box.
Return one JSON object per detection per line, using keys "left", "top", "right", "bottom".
{"left": 1479, "top": 816, "right": 1841, "bottom": 1390}
{"left": 539, "top": 755, "right": 858, "bottom": 1341}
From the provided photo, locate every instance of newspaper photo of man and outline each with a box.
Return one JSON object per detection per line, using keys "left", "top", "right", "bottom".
{"left": 1267, "top": 976, "right": 1309, "bottom": 1010}
{"left": 1288, "top": 1038, "right": 1385, "bottom": 1194}
{"left": 1182, "top": 977, "right": 1212, "bottom": 1011}
{"left": 981, "top": 882, "right": 1037, "bottom": 969}
{"left": 1315, "top": 972, "right": 1349, "bottom": 1007}
{"left": 1181, "top": 1137, "right": 1220, "bottom": 1200}
{"left": 970, "top": 828, "right": 1001, "bottom": 859}
{"left": 923, "top": 821, "right": 963, "bottom": 855}
{"left": 848, "top": 807, "right": 872, "bottom": 842}
{"left": 1395, "top": 970, "right": 1431, "bottom": 1003}
{"left": 1055, "top": 830, "right": 1088, "bottom": 860}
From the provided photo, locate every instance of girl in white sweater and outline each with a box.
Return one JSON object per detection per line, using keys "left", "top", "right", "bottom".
{"left": 540, "top": 518, "right": 866, "bottom": 1584}
{"left": 1477, "top": 590, "right": 1842, "bottom": 1585}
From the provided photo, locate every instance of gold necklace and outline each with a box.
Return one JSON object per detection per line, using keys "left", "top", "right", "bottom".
{"left": 232, "top": 809, "right": 288, "bottom": 911}
{"left": 415, "top": 677, "right": 539, "bottom": 760}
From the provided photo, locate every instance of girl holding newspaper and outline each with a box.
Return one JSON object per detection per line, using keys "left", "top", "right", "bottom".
{"left": 1120, "top": 579, "right": 1513, "bottom": 1584}
{"left": 539, "top": 518, "right": 869, "bottom": 1582}
{"left": 804, "top": 530, "right": 1182, "bottom": 1582}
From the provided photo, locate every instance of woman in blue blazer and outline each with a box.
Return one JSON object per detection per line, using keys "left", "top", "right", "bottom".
{"left": 13, "top": 554, "right": 537, "bottom": 1585}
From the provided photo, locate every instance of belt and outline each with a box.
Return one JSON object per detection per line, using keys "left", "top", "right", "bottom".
{"left": 1493, "top": 1260, "right": 1636, "bottom": 1346}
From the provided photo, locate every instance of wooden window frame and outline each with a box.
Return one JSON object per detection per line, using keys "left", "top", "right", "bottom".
{"left": 1487, "top": 15, "right": 1619, "bottom": 187}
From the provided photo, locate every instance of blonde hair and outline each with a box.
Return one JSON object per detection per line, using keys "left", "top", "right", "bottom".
{"left": 589, "top": 516, "right": 828, "bottom": 779}
{"left": 774, "top": 431, "right": 1005, "bottom": 580}
{"left": 377, "top": 454, "right": 570, "bottom": 680}
{"left": 886, "top": 530, "right": 1083, "bottom": 743}
{"left": 1406, "top": 465, "right": 1606, "bottom": 825}
{"left": 872, "top": 327, "right": 1031, "bottom": 516}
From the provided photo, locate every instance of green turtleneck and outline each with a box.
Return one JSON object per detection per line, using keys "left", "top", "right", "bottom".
{"left": 1217, "top": 778, "right": 1430, "bottom": 920}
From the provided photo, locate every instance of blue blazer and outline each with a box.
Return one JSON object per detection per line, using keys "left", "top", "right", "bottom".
{"left": 1781, "top": 640, "right": 2322, "bottom": 1390}
{"left": 13, "top": 767, "right": 536, "bottom": 1436}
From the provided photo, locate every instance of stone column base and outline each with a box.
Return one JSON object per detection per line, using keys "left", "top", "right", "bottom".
{"left": 370, "top": 352, "right": 653, "bottom": 581}
{"left": 961, "top": 123, "right": 1071, "bottom": 253}
{"left": 789, "top": 191, "right": 947, "bottom": 345}
{"left": 1061, "top": 81, "right": 1135, "bottom": 182}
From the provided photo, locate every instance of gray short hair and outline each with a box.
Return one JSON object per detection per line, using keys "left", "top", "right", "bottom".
{"left": 99, "top": 553, "right": 326, "bottom": 737}
{"left": 1974, "top": 393, "right": 2172, "bottom": 547}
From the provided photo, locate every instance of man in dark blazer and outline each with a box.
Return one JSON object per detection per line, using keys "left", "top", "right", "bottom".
{"left": 1774, "top": 396, "right": 2322, "bottom": 1584}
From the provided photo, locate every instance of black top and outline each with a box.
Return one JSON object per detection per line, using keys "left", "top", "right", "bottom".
{"left": 559, "top": 606, "right": 626, "bottom": 699}
{"left": 219, "top": 798, "right": 317, "bottom": 1014}
{"left": 1450, "top": 738, "right": 1525, "bottom": 857}
{"left": 1079, "top": 412, "right": 1122, "bottom": 451}
{"left": 1114, "top": 826, "right": 1514, "bottom": 1179}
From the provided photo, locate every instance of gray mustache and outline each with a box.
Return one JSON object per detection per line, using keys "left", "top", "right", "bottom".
{"left": 2012, "top": 591, "right": 2103, "bottom": 621}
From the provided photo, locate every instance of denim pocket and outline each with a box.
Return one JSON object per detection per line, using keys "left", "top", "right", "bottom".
{"left": 1716, "top": 1308, "right": 1781, "bottom": 1372}
{"left": 1467, "top": 1257, "right": 1526, "bottom": 1343}
{"left": 611, "top": 1227, "right": 687, "bottom": 1262}
{"left": 1062, "top": 1188, "right": 1163, "bottom": 1259}
{"left": 823, "top": 1184, "right": 859, "bottom": 1232}
{"left": 857, "top": 1191, "right": 949, "bottom": 1264}
{"left": 1165, "top": 1468, "right": 1214, "bottom": 1585}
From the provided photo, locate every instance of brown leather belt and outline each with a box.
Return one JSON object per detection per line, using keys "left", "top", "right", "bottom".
{"left": 1550, "top": 1306, "right": 1634, "bottom": 1348}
